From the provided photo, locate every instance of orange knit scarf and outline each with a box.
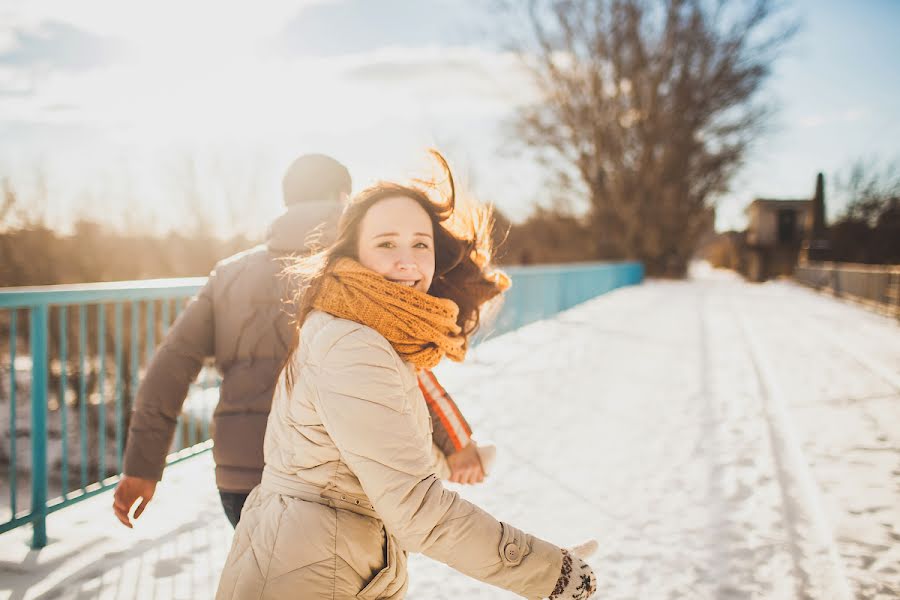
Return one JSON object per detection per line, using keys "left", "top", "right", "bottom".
{"left": 312, "top": 257, "right": 466, "bottom": 369}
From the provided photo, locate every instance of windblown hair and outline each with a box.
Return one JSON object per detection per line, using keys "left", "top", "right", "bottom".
{"left": 281, "top": 150, "right": 507, "bottom": 379}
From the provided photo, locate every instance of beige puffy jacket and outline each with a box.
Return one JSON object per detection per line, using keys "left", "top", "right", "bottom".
{"left": 216, "top": 310, "right": 564, "bottom": 599}
{"left": 123, "top": 203, "right": 469, "bottom": 493}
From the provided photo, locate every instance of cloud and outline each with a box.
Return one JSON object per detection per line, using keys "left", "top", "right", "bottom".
{"left": 2, "top": 1, "right": 327, "bottom": 45}
{"left": 0, "top": 66, "right": 33, "bottom": 97}
{"left": 275, "top": 0, "right": 491, "bottom": 57}
{"left": 0, "top": 20, "right": 125, "bottom": 71}
{"left": 339, "top": 47, "right": 535, "bottom": 111}
{"left": 346, "top": 58, "right": 468, "bottom": 82}
{"left": 2, "top": 44, "right": 531, "bottom": 137}
{"left": 798, "top": 108, "right": 867, "bottom": 129}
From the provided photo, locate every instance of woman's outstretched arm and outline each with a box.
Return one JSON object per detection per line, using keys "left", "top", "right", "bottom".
{"left": 309, "top": 326, "right": 595, "bottom": 600}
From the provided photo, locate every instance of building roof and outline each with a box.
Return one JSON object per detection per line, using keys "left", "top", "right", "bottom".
{"left": 745, "top": 198, "right": 812, "bottom": 214}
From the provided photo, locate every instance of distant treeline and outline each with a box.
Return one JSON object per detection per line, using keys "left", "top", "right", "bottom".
{"left": 0, "top": 207, "right": 609, "bottom": 288}
{"left": 1, "top": 220, "right": 254, "bottom": 287}
{"left": 826, "top": 199, "right": 900, "bottom": 265}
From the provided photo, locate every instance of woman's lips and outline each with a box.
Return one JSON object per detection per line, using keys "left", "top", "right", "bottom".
{"left": 389, "top": 278, "right": 420, "bottom": 287}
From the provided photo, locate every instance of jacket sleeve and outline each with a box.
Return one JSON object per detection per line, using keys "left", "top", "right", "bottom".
{"left": 310, "top": 329, "right": 563, "bottom": 600}
{"left": 418, "top": 369, "right": 473, "bottom": 455}
{"left": 123, "top": 275, "right": 215, "bottom": 481}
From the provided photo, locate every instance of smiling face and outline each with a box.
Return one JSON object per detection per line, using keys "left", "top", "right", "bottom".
{"left": 356, "top": 195, "right": 436, "bottom": 293}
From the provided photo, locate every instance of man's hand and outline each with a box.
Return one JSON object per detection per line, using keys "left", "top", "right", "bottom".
{"left": 447, "top": 441, "right": 485, "bottom": 485}
{"left": 113, "top": 475, "right": 157, "bottom": 528}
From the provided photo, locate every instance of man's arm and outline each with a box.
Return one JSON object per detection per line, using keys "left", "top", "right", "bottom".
{"left": 115, "top": 276, "right": 215, "bottom": 526}
{"left": 123, "top": 276, "right": 215, "bottom": 479}
{"left": 418, "top": 370, "right": 472, "bottom": 454}
{"left": 418, "top": 370, "right": 484, "bottom": 484}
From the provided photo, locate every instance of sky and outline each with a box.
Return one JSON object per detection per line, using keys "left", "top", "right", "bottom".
{"left": 0, "top": 0, "right": 898, "bottom": 237}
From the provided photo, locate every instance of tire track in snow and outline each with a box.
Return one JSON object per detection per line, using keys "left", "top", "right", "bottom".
{"left": 733, "top": 298, "right": 854, "bottom": 600}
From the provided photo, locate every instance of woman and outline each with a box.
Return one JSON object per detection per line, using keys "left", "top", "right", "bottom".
{"left": 216, "top": 152, "right": 597, "bottom": 599}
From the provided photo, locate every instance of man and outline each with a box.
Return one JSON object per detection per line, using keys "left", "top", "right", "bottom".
{"left": 113, "top": 154, "right": 484, "bottom": 528}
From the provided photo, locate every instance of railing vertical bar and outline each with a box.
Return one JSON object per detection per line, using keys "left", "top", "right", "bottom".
{"left": 9, "top": 309, "right": 17, "bottom": 517}
{"left": 173, "top": 413, "right": 183, "bottom": 452}
{"left": 161, "top": 299, "right": 170, "bottom": 334}
{"left": 187, "top": 388, "right": 195, "bottom": 448}
{"left": 186, "top": 365, "right": 197, "bottom": 448}
{"left": 30, "top": 305, "right": 49, "bottom": 548}
{"left": 130, "top": 302, "right": 139, "bottom": 466}
{"left": 97, "top": 304, "right": 106, "bottom": 481}
{"left": 78, "top": 304, "right": 88, "bottom": 491}
{"left": 203, "top": 380, "right": 211, "bottom": 442}
{"left": 114, "top": 302, "right": 124, "bottom": 472}
{"left": 59, "top": 306, "right": 69, "bottom": 497}
{"left": 146, "top": 300, "right": 155, "bottom": 362}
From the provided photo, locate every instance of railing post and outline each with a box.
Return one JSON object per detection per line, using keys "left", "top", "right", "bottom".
{"left": 30, "top": 304, "right": 49, "bottom": 548}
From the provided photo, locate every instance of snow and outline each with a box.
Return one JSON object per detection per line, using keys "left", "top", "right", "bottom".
{"left": 1, "top": 269, "right": 897, "bottom": 599}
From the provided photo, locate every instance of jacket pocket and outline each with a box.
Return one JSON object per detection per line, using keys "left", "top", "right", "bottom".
{"left": 356, "top": 533, "right": 407, "bottom": 599}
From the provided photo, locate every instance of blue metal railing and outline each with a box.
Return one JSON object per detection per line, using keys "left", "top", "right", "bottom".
{"left": 490, "top": 261, "right": 644, "bottom": 336}
{"left": 0, "top": 279, "right": 212, "bottom": 547}
{"left": 0, "top": 261, "right": 643, "bottom": 547}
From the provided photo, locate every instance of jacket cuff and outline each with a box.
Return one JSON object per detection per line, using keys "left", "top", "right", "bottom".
{"left": 122, "top": 434, "right": 168, "bottom": 481}
{"left": 498, "top": 523, "right": 565, "bottom": 599}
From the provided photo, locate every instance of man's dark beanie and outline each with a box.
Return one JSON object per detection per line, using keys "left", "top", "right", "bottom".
{"left": 282, "top": 154, "right": 352, "bottom": 206}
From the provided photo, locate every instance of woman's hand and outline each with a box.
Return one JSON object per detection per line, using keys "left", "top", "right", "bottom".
{"left": 447, "top": 442, "right": 485, "bottom": 485}
{"left": 548, "top": 541, "right": 598, "bottom": 600}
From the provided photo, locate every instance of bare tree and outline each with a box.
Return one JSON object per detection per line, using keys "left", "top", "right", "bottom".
{"left": 829, "top": 158, "right": 900, "bottom": 264}
{"left": 0, "top": 177, "right": 16, "bottom": 228}
{"left": 166, "top": 151, "right": 273, "bottom": 242}
{"left": 169, "top": 154, "right": 213, "bottom": 238}
{"left": 503, "top": 0, "right": 795, "bottom": 276}
{"left": 837, "top": 158, "right": 900, "bottom": 227}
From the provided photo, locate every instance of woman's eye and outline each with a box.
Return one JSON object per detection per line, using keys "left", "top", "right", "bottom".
{"left": 414, "top": 242, "right": 430, "bottom": 249}
{"left": 377, "top": 241, "right": 395, "bottom": 249}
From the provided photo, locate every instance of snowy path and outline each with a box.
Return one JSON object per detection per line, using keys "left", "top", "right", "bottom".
{"left": 1, "top": 272, "right": 897, "bottom": 599}
{"left": 413, "top": 271, "right": 899, "bottom": 599}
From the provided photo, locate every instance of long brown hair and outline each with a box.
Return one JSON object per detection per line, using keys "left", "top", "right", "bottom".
{"left": 282, "top": 150, "right": 507, "bottom": 378}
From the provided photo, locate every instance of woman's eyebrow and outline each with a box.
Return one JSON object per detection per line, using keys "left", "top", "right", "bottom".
{"left": 372, "top": 232, "right": 433, "bottom": 239}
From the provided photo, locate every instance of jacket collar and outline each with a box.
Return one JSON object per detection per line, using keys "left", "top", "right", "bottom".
{"left": 266, "top": 201, "right": 343, "bottom": 253}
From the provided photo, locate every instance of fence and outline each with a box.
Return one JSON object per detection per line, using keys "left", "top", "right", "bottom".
{"left": 794, "top": 262, "right": 900, "bottom": 319}
{"left": 490, "top": 261, "right": 645, "bottom": 336}
{"left": 1, "top": 261, "right": 643, "bottom": 548}
{"left": 0, "top": 279, "right": 217, "bottom": 548}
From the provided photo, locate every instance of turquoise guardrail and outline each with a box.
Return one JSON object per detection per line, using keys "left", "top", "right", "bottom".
{"left": 490, "top": 261, "right": 644, "bottom": 336}
{"left": 0, "top": 261, "right": 643, "bottom": 548}
{"left": 0, "top": 279, "right": 217, "bottom": 548}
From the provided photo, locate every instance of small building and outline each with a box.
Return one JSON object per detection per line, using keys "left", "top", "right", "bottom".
{"left": 744, "top": 198, "right": 813, "bottom": 281}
